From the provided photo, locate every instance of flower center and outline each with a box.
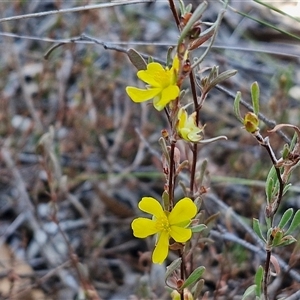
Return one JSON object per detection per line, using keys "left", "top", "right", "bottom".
{"left": 155, "top": 215, "right": 171, "bottom": 232}
{"left": 153, "top": 69, "right": 172, "bottom": 88}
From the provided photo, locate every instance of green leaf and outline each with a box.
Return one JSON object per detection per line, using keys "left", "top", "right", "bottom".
{"left": 289, "top": 132, "right": 298, "bottom": 151}
{"left": 191, "top": 224, "right": 207, "bottom": 233}
{"left": 285, "top": 210, "right": 300, "bottom": 235}
{"left": 198, "top": 159, "right": 208, "bottom": 186}
{"left": 194, "top": 197, "right": 203, "bottom": 211}
{"left": 278, "top": 208, "right": 293, "bottom": 229}
{"left": 178, "top": 2, "right": 208, "bottom": 45}
{"left": 272, "top": 230, "right": 284, "bottom": 247}
{"left": 233, "top": 91, "right": 243, "bottom": 123}
{"left": 180, "top": 266, "right": 205, "bottom": 290}
{"left": 282, "top": 144, "right": 290, "bottom": 159}
{"left": 185, "top": 4, "right": 192, "bottom": 13}
{"left": 253, "top": 219, "right": 266, "bottom": 243}
{"left": 191, "top": 279, "right": 204, "bottom": 299}
{"left": 283, "top": 183, "right": 292, "bottom": 196}
{"left": 126, "top": 48, "right": 147, "bottom": 71}
{"left": 165, "top": 258, "right": 182, "bottom": 281}
{"left": 162, "top": 191, "right": 170, "bottom": 211}
{"left": 208, "top": 69, "right": 237, "bottom": 92}
{"left": 251, "top": 82, "right": 260, "bottom": 115}
{"left": 266, "top": 228, "right": 273, "bottom": 240}
{"left": 265, "top": 178, "right": 274, "bottom": 205}
{"left": 242, "top": 284, "right": 256, "bottom": 300}
{"left": 178, "top": 0, "right": 185, "bottom": 15}
{"left": 166, "top": 47, "right": 175, "bottom": 68}
{"left": 277, "top": 235, "right": 297, "bottom": 247}
{"left": 265, "top": 166, "right": 278, "bottom": 204}
{"left": 254, "top": 266, "right": 263, "bottom": 297}
{"left": 207, "top": 66, "right": 218, "bottom": 83}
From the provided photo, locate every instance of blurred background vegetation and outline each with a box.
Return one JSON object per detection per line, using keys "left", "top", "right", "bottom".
{"left": 1, "top": 1, "right": 300, "bottom": 299}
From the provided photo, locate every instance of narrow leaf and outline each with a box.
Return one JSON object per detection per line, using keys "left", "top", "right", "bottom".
{"left": 198, "top": 159, "right": 208, "bottom": 186}
{"left": 180, "top": 266, "right": 205, "bottom": 290}
{"left": 165, "top": 258, "right": 182, "bottom": 281}
{"left": 277, "top": 235, "right": 297, "bottom": 247}
{"left": 178, "top": 2, "right": 208, "bottom": 45}
{"left": 272, "top": 230, "right": 284, "bottom": 247}
{"left": 283, "top": 183, "right": 292, "bottom": 196}
{"left": 127, "top": 48, "right": 147, "bottom": 71}
{"left": 265, "top": 166, "right": 278, "bottom": 204}
{"left": 242, "top": 284, "right": 256, "bottom": 300}
{"left": 278, "top": 208, "right": 293, "bottom": 229}
{"left": 253, "top": 0, "right": 300, "bottom": 24}
{"left": 251, "top": 81, "right": 260, "bottom": 115}
{"left": 265, "top": 178, "right": 274, "bottom": 205}
{"left": 285, "top": 210, "right": 300, "bottom": 235}
{"left": 207, "top": 66, "right": 218, "bottom": 83}
{"left": 233, "top": 91, "right": 243, "bottom": 123}
{"left": 191, "top": 224, "right": 207, "bottom": 233}
{"left": 192, "top": 279, "right": 204, "bottom": 299}
{"left": 254, "top": 266, "right": 263, "bottom": 296}
{"left": 208, "top": 69, "right": 237, "bottom": 91}
{"left": 234, "top": 9, "right": 300, "bottom": 41}
{"left": 162, "top": 191, "right": 170, "bottom": 212}
{"left": 282, "top": 144, "right": 290, "bottom": 159}
{"left": 253, "top": 219, "right": 266, "bottom": 243}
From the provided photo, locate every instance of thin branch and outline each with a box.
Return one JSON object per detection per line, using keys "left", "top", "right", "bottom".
{"left": 169, "top": 141, "right": 176, "bottom": 209}
{"left": 1, "top": 32, "right": 300, "bottom": 58}
{"left": 210, "top": 228, "right": 300, "bottom": 282}
{"left": 263, "top": 250, "right": 271, "bottom": 300}
{"left": 168, "top": 0, "right": 180, "bottom": 28}
{"left": 215, "top": 84, "right": 291, "bottom": 144}
{"left": 0, "top": 1, "right": 154, "bottom": 23}
{"left": 189, "top": 70, "right": 199, "bottom": 196}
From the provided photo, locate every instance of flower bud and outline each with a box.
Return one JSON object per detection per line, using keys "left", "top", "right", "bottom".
{"left": 243, "top": 112, "right": 259, "bottom": 133}
{"left": 189, "top": 26, "right": 201, "bottom": 39}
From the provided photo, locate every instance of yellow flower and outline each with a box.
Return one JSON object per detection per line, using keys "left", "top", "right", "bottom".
{"left": 131, "top": 197, "right": 197, "bottom": 264}
{"left": 126, "top": 56, "right": 180, "bottom": 111}
{"left": 177, "top": 108, "right": 203, "bottom": 142}
{"left": 171, "top": 289, "right": 194, "bottom": 300}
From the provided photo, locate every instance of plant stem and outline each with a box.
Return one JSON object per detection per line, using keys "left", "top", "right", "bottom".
{"left": 260, "top": 138, "right": 285, "bottom": 219}
{"left": 179, "top": 250, "right": 185, "bottom": 300}
{"left": 258, "top": 134, "right": 285, "bottom": 298}
{"left": 189, "top": 70, "right": 199, "bottom": 196}
{"left": 169, "top": 140, "right": 176, "bottom": 209}
{"left": 168, "top": 0, "right": 180, "bottom": 28}
{"left": 263, "top": 250, "right": 271, "bottom": 300}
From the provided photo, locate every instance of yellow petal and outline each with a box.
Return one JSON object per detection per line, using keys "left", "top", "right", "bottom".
{"left": 178, "top": 108, "right": 187, "bottom": 128}
{"left": 126, "top": 86, "right": 161, "bottom": 102}
{"left": 170, "top": 226, "right": 192, "bottom": 242}
{"left": 168, "top": 197, "right": 197, "bottom": 225}
{"left": 131, "top": 218, "right": 158, "bottom": 238}
{"left": 153, "top": 85, "right": 179, "bottom": 110}
{"left": 179, "top": 128, "right": 190, "bottom": 141}
{"left": 187, "top": 130, "right": 201, "bottom": 142}
{"left": 137, "top": 62, "right": 164, "bottom": 87}
{"left": 138, "top": 197, "right": 164, "bottom": 218}
{"left": 160, "top": 85, "right": 180, "bottom": 103}
{"left": 152, "top": 231, "right": 169, "bottom": 264}
{"left": 171, "top": 55, "right": 179, "bottom": 84}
